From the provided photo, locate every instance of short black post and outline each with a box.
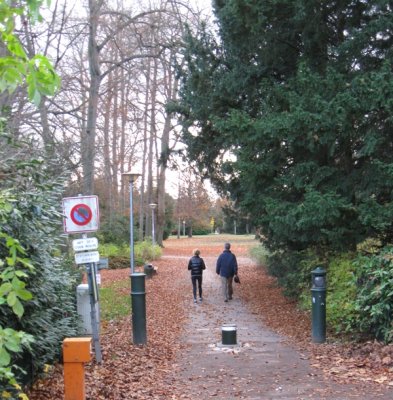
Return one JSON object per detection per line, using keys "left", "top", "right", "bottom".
{"left": 143, "top": 264, "right": 154, "bottom": 279}
{"left": 131, "top": 273, "right": 147, "bottom": 345}
{"left": 311, "top": 266, "right": 327, "bottom": 343}
{"left": 221, "top": 324, "right": 237, "bottom": 345}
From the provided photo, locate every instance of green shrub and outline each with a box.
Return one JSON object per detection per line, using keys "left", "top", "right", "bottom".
{"left": 99, "top": 243, "right": 129, "bottom": 258}
{"left": 325, "top": 255, "right": 358, "bottom": 334}
{"left": 135, "top": 240, "right": 162, "bottom": 263}
{"left": 191, "top": 228, "right": 211, "bottom": 235}
{"left": 266, "top": 248, "right": 320, "bottom": 299}
{"left": 97, "top": 214, "right": 130, "bottom": 245}
{"left": 99, "top": 241, "right": 161, "bottom": 269}
{"left": 352, "top": 247, "right": 393, "bottom": 343}
{"left": 0, "top": 153, "right": 80, "bottom": 389}
{"left": 356, "top": 238, "right": 382, "bottom": 254}
{"left": 249, "top": 244, "right": 270, "bottom": 266}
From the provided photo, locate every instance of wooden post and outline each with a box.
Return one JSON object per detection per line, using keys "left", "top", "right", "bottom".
{"left": 63, "top": 337, "right": 92, "bottom": 400}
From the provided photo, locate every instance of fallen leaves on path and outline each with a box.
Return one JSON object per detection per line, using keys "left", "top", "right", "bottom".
{"left": 27, "top": 258, "right": 190, "bottom": 400}
{"left": 236, "top": 261, "right": 393, "bottom": 392}
{"left": 27, "top": 236, "right": 393, "bottom": 399}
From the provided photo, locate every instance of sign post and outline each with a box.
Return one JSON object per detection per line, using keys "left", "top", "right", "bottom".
{"left": 63, "top": 195, "right": 102, "bottom": 362}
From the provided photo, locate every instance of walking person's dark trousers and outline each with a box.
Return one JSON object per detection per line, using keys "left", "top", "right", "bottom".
{"left": 192, "top": 275, "right": 203, "bottom": 299}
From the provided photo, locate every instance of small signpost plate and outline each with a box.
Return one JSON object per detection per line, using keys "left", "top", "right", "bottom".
{"left": 72, "top": 237, "right": 98, "bottom": 252}
{"left": 75, "top": 251, "right": 100, "bottom": 265}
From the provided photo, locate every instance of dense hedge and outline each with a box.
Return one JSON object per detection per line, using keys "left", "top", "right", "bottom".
{"left": 252, "top": 243, "right": 393, "bottom": 343}
{"left": 0, "top": 140, "right": 81, "bottom": 393}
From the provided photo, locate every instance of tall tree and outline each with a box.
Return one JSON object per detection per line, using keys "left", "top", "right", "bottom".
{"left": 176, "top": 0, "right": 393, "bottom": 255}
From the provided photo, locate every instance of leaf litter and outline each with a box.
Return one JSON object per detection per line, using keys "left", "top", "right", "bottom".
{"left": 27, "top": 237, "right": 393, "bottom": 399}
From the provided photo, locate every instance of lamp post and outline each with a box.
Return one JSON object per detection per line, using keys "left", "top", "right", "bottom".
{"left": 122, "top": 171, "right": 147, "bottom": 344}
{"left": 182, "top": 219, "right": 186, "bottom": 236}
{"left": 149, "top": 203, "right": 157, "bottom": 247}
{"left": 122, "top": 171, "right": 141, "bottom": 275}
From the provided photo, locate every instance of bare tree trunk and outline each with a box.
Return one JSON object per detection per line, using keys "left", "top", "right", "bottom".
{"left": 156, "top": 49, "right": 178, "bottom": 246}
{"left": 156, "top": 114, "right": 170, "bottom": 246}
{"left": 82, "top": 0, "right": 103, "bottom": 195}
{"left": 111, "top": 69, "right": 119, "bottom": 211}
{"left": 103, "top": 72, "right": 114, "bottom": 219}
{"left": 117, "top": 66, "right": 128, "bottom": 210}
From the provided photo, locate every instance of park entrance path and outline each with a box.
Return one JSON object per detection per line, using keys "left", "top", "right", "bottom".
{"left": 164, "top": 252, "right": 392, "bottom": 400}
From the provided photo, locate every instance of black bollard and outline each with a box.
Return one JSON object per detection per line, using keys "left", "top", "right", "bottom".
{"left": 311, "top": 267, "right": 327, "bottom": 343}
{"left": 221, "top": 324, "right": 237, "bottom": 345}
{"left": 131, "top": 273, "right": 147, "bottom": 345}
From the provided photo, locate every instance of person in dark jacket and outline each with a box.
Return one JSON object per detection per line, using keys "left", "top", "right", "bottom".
{"left": 216, "top": 242, "right": 238, "bottom": 302}
{"left": 188, "top": 249, "right": 206, "bottom": 303}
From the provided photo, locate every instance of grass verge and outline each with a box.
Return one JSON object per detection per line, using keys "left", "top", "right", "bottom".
{"left": 99, "top": 280, "right": 130, "bottom": 321}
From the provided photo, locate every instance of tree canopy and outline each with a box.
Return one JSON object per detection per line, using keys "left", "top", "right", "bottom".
{"left": 176, "top": 0, "right": 393, "bottom": 256}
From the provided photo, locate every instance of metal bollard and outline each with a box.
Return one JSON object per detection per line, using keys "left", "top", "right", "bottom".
{"left": 143, "top": 264, "right": 154, "bottom": 279}
{"left": 221, "top": 324, "right": 237, "bottom": 345}
{"left": 131, "top": 272, "right": 147, "bottom": 345}
{"left": 311, "top": 266, "right": 327, "bottom": 343}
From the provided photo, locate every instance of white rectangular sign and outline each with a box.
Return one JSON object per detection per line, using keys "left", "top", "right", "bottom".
{"left": 74, "top": 251, "right": 100, "bottom": 265}
{"left": 72, "top": 237, "right": 98, "bottom": 252}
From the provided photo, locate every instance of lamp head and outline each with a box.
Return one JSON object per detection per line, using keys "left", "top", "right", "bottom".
{"left": 311, "top": 266, "right": 327, "bottom": 289}
{"left": 122, "top": 171, "right": 141, "bottom": 182}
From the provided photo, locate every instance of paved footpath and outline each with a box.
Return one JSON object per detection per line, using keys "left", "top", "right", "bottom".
{"left": 168, "top": 255, "right": 392, "bottom": 400}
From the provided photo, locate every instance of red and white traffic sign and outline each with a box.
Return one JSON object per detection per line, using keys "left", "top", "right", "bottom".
{"left": 62, "top": 196, "right": 99, "bottom": 234}
{"left": 70, "top": 204, "right": 92, "bottom": 226}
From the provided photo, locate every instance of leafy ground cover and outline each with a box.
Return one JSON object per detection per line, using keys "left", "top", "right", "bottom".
{"left": 27, "top": 235, "right": 393, "bottom": 399}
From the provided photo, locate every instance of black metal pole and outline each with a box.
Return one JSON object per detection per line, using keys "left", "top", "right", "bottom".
{"left": 131, "top": 272, "right": 147, "bottom": 345}
{"left": 311, "top": 267, "right": 327, "bottom": 343}
{"left": 86, "top": 263, "right": 102, "bottom": 362}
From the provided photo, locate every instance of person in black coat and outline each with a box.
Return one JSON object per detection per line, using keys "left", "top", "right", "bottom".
{"left": 188, "top": 249, "right": 206, "bottom": 303}
{"left": 216, "top": 242, "right": 238, "bottom": 302}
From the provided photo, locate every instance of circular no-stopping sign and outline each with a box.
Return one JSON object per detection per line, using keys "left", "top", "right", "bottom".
{"left": 62, "top": 195, "right": 99, "bottom": 233}
{"left": 70, "top": 204, "right": 93, "bottom": 226}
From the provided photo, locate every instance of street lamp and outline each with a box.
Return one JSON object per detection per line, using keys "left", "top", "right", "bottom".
{"left": 182, "top": 219, "right": 186, "bottom": 236}
{"left": 122, "top": 171, "right": 141, "bottom": 274}
{"left": 149, "top": 203, "right": 157, "bottom": 247}
{"left": 122, "top": 171, "right": 147, "bottom": 345}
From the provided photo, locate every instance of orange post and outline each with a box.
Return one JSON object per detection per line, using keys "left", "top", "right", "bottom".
{"left": 63, "top": 337, "right": 92, "bottom": 400}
